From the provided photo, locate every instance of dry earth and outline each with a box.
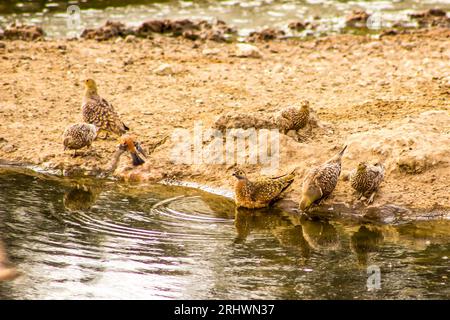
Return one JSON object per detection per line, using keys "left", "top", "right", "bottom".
{"left": 0, "top": 28, "right": 449, "bottom": 214}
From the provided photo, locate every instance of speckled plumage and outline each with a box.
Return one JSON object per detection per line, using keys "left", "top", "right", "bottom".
{"left": 233, "top": 168, "right": 295, "bottom": 209}
{"left": 299, "top": 145, "right": 347, "bottom": 211}
{"left": 63, "top": 123, "right": 97, "bottom": 152}
{"left": 350, "top": 162, "right": 385, "bottom": 204}
{"left": 82, "top": 79, "right": 129, "bottom": 137}
{"left": 277, "top": 100, "right": 310, "bottom": 133}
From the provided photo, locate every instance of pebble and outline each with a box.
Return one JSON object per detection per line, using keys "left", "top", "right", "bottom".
{"left": 154, "top": 63, "right": 174, "bottom": 76}
{"left": 0, "top": 42, "right": 5, "bottom": 49}
{"left": 125, "top": 35, "right": 137, "bottom": 43}
{"left": 272, "top": 63, "right": 284, "bottom": 73}
{"left": 2, "top": 144, "right": 16, "bottom": 153}
{"left": 235, "top": 43, "right": 262, "bottom": 58}
{"left": 202, "top": 48, "right": 221, "bottom": 56}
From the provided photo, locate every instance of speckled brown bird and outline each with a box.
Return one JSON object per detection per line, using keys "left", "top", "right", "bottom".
{"left": 118, "top": 134, "right": 147, "bottom": 166}
{"left": 350, "top": 162, "right": 385, "bottom": 204}
{"left": 82, "top": 79, "right": 129, "bottom": 138}
{"left": 277, "top": 100, "right": 310, "bottom": 133}
{"left": 63, "top": 123, "right": 98, "bottom": 156}
{"left": 299, "top": 145, "right": 347, "bottom": 212}
{"left": 232, "top": 168, "right": 296, "bottom": 209}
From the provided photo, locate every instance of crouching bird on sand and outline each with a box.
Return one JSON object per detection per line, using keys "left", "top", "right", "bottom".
{"left": 117, "top": 134, "right": 147, "bottom": 166}
{"left": 82, "top": 78, "right": 129, "bottom": 138}
{"left": 276, "top": 100, "right": 310, "bottom": 133}
{"left": 63, "top": 123, "right": 98, "bottom": 156}
{"left": 350, "top": 162, "right": 385, "bottom": 204}
{"left": 299, "top": 145, "right": 347, "bottom": 212}
{"left": 232, "top": 168, "right": 296, "bottom": 209}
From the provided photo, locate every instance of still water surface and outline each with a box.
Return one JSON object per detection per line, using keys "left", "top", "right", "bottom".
{"left": 0, "top": 168, "right": 449, "bottom": 299}
{"left": 0, "top": 0, "right": 449, "bottom": 38}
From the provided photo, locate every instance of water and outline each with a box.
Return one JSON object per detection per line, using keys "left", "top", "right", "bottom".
{"left": 0, "top": 168, "right": 449, "bottom": 299}
{"left": 0, "top": 0, "right": 449, "bottom": 38}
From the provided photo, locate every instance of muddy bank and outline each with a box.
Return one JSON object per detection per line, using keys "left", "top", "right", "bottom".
{"left": 0, "top": 28, "right": 449, "bottom": 217}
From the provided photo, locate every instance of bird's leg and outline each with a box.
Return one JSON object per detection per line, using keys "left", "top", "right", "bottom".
{"left": 72, "top": 150, "right": 78, "bottom": 158}
{"left": 357, "top": 192, "right": 364, "bottom": 200}
{"left": 86, "top": 144, "right": 96, "bottom": 157}
{"left": 366, "top": 192, "right": 376, "bottom": 205}
{"left": 307, "top": 121, "right": 313, "bottom": 135}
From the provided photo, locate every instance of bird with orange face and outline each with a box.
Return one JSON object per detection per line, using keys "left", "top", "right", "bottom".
{"left": 117, "top": 134, "right": 147, "bottom": 166}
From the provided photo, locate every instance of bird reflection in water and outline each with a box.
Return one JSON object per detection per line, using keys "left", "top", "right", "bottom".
{"left": 350, "top": 225, "right": 384, "bottom": 267}
{"left": 234, "top": 207, "right": 311, "bottom": 259}
{"left": 63, "top": 184, "right": 100, "bottom": 211}
{"left": 234, "top": 207, "right": 386, "bottom": 267}
{"left": 0, "top": 240, "right": 19, "bottom": 281}
{"left": 300, "top": 216, "right": 340, "bottom": 252}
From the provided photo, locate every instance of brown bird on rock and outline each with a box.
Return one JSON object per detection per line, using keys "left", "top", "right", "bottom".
{"left": 233, "top": 168, "right": 296, "bottom": 209}
{"left": 277, "top": 100, "right": 310, "bottom": 133}
{"left": 63, "top": 123, "right": 98, "bottom": 156}
{"left": 82, "top": 78, "right": 129, "bottom": 138}
{"left": 299, "top": 145, "right": 347, "bottom": 212}
{"left": 350, "top": 162, "right": 385, "bottom": 204}
{"left": 117, "top": 134, "right": 147, "bottom": 166}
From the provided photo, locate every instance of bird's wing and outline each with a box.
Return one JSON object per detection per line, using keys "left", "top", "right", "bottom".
{"left": 302, "top": 167, "right": 323, "bottom": 199}
{"left": 313, "top": 164, "right": 339, "bottom": 197}
{"left": 367, "top": 166, "right": 385, "bottom": 191}
{"left": 251, "top": 178, "right": 292, "bottom": 203}
{"left": 269, "top": 168, "right": 296, "bottom": 180}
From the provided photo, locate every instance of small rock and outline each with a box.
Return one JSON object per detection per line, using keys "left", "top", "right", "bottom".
{"left": 125, "top": 34, "right": 137, "bottom": 43}
{"left": 247, "top": 28, "right": 285, "bottom": 41}
{"left": 235, "top": 43, "right": 262, "bottom": 58}
{"left": 272, "top": 63, "right": 284, "bottom": 73}
{"left": 202, "top": 48, "right": 221, "bottom": 56}
{"left": 288, "top": 21, "right": 306, "bottom": 31}
{"left": 123, "top": 58, "right": 134, "bottom": 66}
{"left": 0, "top": 42, "right": 5, "bottom": 49}
{"left": 345, "top": 10, "right": 371, "bottom": 28}
{"left": 1, "top": 23, "right": 45, "bottom": 41}
{"left": 154, "top": 63, "right": 174, "bottom": 76}
{"left": 428, "top": 8, "right": 447, "bottom": 17}
{"left": 2, "top": 144, "right": 16, "bottom": 153}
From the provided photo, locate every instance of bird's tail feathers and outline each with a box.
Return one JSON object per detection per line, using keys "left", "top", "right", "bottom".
{"left": 338, "top": 144, "right": 348, "bottom": 157}
{"left": 329, "top": 144, "right": 348, "bottom": 162}
{"left": 131, "top": 152, "right": 145, "bottom": 166}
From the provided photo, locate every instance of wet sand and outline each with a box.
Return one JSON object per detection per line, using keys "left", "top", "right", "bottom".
{"left": 0, "top": 28, "right": 449, "bottom": 214}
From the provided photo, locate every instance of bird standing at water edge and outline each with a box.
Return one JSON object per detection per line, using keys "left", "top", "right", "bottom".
{"left": 299, "top": 145, "right": 347, "bottom": 212}
{"left": 233, "top": 168, "right": 296, "bottom": 209}
{"left": 118, "top": 134, "right": 147, "bottom": 166}
{"left": 350, "top": 162, "right": 385, "bottom": 204}
{"left": 63, "top": 123, "right": 98, "bottom": 157}
{"left": 82, "top": 78, "right": 129, "bottom": 138}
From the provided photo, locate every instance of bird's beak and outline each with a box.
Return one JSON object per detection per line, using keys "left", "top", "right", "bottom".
{"left": 118, "top": 143, "right": 127, "bottom": 152}
{"left": 299, "top": 198, "right": 311, "bottom": 212}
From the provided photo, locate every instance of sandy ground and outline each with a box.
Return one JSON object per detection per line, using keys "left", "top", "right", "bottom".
{"left": 0, "top": 28, "right": 449, "bottom": 214}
